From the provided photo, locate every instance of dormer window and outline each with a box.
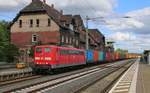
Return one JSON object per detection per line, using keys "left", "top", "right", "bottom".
{"left": 19, "top": 20, "right": 22, "bottom": 28}
{"left": 30, "top": 19, "right": 33, "bottom": 27}
{"left": 36, "top": 19, "right": 39, "bottom": 27}
{"left": 48, "top": 18, "right": 51, "bottom": 26}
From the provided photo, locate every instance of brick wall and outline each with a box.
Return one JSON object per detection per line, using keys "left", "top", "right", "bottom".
{"left": 11, "top": 31, "right": 60, "bottom": 48}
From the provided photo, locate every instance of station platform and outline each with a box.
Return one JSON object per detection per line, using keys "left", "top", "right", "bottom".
{"left": 0, "top": 67, "right": 32, "bottom": 82}
{"left": 136, "top": 62, "right": 150, "bottom": 93}
{"left": 0, "top": 67, "right": 32, "bottom": 76}
{"left": 109, "top": 59, "right": 150, "bottom": 93}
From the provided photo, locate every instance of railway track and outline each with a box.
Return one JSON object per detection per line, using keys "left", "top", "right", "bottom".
{"left": 0, "top": 59, "right": 120, "bottom": 83}
{"left": 0, "top": 62, "right": 111, "bottom": 92}
{"left": 0, "top": 62, "right": 109, "bottom": 82}
{"left": 0, "top": 75, "right": 42, "bottom": 87}
{"left": 36, "top": 60, "right": 134, "bottom": 93}
{"left": 0, "top": 61, "right": 109, "bottom": 84}
{"left": 0, "top": 59, "right": 134, "bottom": 93}
{"left": 76, "top": 59, "right": 136, "bottom": 93}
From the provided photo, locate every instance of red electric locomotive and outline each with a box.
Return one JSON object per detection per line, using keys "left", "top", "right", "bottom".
{"left": 33, "top": 45, "right": 86, "bottom": 73}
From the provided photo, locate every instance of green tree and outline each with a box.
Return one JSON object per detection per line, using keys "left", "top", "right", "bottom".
{"left": 0, "top": 21, "right": 10, "bottom": 43}
{"left": 116, "top": 48, "right": 128, "bottom": 54}
{"left": 0, "top": 20, "right": 19, "bottom": 63}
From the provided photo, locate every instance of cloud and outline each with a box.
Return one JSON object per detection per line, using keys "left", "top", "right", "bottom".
{"left": 34, "top": 0, "right": 117, "bottom": 17}
{"left": 109, "top": 32, "right": 131, "bottom": 41}
{"left": 130, "top": 35, "right": 150, "bottom": 51}
{"left": 0, "top": 0, "right": 149, "bottom": 53}
{"left": 0, "top": 0, "right": 117, "bottom": 17}
{"left": 104, "top": 7, "right": 150, "bottom": 53}
{"left": 127, "top": 7, "right": 150, "bottom": 17}
{"left": 106, "top": 7, "right": 150, "bottom": 35}
{"left": 0, "top": 0, "right": 29, "bottom": 12}
{"left": 107, "top": 18, "right": 144, "bottom": 31}
{"left": 112, "top": 32, "right": 150, "bottom": 53}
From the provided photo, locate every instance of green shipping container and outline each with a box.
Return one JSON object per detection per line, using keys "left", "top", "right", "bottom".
{"left": 98, "top": 51, "right": 104, "bottom": 62}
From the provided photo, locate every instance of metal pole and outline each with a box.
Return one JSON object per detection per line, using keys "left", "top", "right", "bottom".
{"left": 86, "top": 16, "right": 89, "bottom": 50}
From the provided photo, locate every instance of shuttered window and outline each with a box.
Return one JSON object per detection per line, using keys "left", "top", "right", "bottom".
{"left": 30, "top": 19, "right": 33, "bottom": 27}
{"left": 19, "top": 20, "right": 22, "bottom": 28}
{"left": 48, "top": 18, "right": 51, "bottom": 26}
{"left": 36, "top": 19, "right": 39, "bottom": 27}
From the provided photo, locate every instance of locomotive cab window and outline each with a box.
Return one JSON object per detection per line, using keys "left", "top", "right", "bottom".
{"left": 45, "top": 48, "right": 51, "bottom": 53}
{"left": 60, "top": 49, "right": 68, "bottom": 55}
{"left": 36, "top": 48, "right": 42, "bottom": 53}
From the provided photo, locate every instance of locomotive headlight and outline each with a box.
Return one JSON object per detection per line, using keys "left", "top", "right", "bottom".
{"left": 35, "top": 57, "right": 40, "bottom": 60}
{"left": 45, "top": 57, "right": 51, "bottom": 61}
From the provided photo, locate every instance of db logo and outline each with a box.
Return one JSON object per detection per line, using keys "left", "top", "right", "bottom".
{"left": 41, "top": 57, "right": 43, "bottom": 60}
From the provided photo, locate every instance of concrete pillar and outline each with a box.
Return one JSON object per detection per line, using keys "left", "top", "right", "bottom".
{"left": 148, "top": 52, "right": 150, "bottom": 65}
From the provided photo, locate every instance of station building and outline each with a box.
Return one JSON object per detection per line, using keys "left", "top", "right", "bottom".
{"left": 10, "top": 0, "right": 105, "bottom": 62}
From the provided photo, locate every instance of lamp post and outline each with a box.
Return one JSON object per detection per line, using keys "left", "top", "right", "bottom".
{"left": 86, "top": 16, "right": 90, "bottom": 50}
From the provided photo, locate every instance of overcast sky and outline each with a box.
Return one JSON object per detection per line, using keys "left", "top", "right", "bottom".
{"left": 0, "top": 0, "right": 150, "bottom": 53}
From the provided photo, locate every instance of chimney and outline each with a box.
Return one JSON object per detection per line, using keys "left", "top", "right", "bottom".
{"left": 60, "top": 10, "right": 63, "bottom": 15}
{"left": 32, "top": 0, "right": 38, "bottom": 2}
{"left": 43, "top": 0, "right": 46, "bottom": 3}
{"left": 51, "top": 4, "right": 54, "bottom": 8}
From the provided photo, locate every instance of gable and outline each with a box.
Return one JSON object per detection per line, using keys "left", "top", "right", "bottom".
{"left": 11, "top": 13, "right": 60, "bottom": 33}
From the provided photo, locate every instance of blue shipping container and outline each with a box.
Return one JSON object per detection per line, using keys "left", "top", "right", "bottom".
{"left": 86, "top": 50, "right": 94, "bottom": 63}
{"left": 103, "top": 52, "right": 106, "bottom": 61}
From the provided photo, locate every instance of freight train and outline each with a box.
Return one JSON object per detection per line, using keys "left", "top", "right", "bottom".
{"left": 32, "top": 45, "right": 136, "bottom": 73}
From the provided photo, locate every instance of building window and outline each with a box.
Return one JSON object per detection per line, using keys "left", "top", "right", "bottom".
{"left": 76, "top": 40, "right": 78, "bottom": 46}
{"left": 36, "top": 19, "right": 39, "bottom": 27}
{"left": 69, "top": 37, "right": 72, "bottom": 44}
{"left": 30, "top": 19, "right": 33, "bottom": 27}
{"left": 19, "top": 20, "right": 22, "bottom": 28}
{"left": 48, "top": 18, "right": 51, "bottom": 26}
{"left": 66, "top": 36, "right": 68, "bottom": 43}
{"left": 73, "top": 38, "right": 75, "bottom": 44}
{"left": 66, "top": 24, "right": 69, "bottom": 27}
{"left": 61, "top": 36, "right": 64, "bottom": 43}
{"left": 32, "top": 34, "right": 38, "bottom": 42}
{"left": 72, "top": 37, "right": 73, "bottom": 44}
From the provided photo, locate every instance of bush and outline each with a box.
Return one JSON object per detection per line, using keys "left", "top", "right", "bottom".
{"left": 4, "top": 44, "right": 19, "bottom": 63}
